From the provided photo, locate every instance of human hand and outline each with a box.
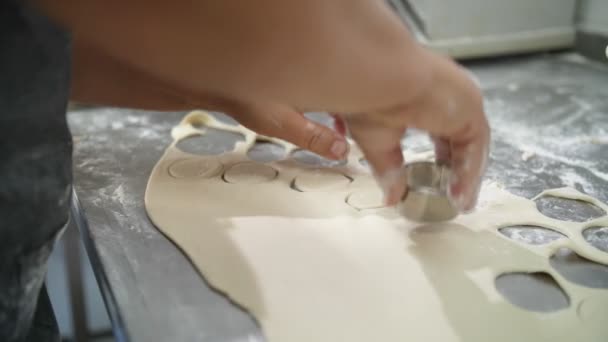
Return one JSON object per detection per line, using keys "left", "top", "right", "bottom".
{"left": 345, "top": 51, "right": 490, "bottom": 212}
{"left": 54, "top": 0, "right": 486, "bottom": 205}
{"left": 223, "top": 102, "right": 349, "bottom": 161}
{"left": 70, "top": 41, "right": 348, "bottom": 161}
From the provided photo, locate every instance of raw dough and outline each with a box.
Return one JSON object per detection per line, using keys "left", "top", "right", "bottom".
{"left": 224, "top": 162, "right": 278, "bottom": 184}
{"left": 292, "top": 169, "right": 351, "bottom": 192}
{"left": 346, "top": 188, "right": 385, "bottom": 210}
{"left": 145, "top": 111, "right": 608, "bottom": 342}
{"left": 168, "top": 158, "right": 222, "bottom": 179}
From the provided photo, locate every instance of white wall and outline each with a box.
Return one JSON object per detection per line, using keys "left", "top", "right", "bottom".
{"left": 578, "top": 0, "right": 608, "bottom": 34}
{"left": 408, "top": 0, "right": 577, "bottom": 40}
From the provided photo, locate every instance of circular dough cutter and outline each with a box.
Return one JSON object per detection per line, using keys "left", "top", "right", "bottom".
{"left": 397, "top": 161, "right": 459, "bottom": 222}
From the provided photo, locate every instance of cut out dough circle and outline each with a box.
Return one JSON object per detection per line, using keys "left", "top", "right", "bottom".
{"left": 169, "top": 158, "right": 222, "bottom": 179}
{"left": 293, "top": 170, "right": 351, "bottom": 192}
{"left": 224, "top": 162, "right": 278, "bottom": 184}
{"left": 346, "top": 188, "right": 385, "bottom": 210}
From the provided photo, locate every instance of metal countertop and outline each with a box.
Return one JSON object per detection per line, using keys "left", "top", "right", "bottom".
{"left": 69, "top": 53, "right": 608, "bottom": 341}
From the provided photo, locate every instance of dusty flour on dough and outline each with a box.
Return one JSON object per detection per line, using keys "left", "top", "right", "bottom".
{"left": 145, "top": 111, "right": 608, "bottom": 342}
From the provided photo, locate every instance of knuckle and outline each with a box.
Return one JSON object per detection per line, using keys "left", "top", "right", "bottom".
{"left": 306, "top": 125, "right": 327, "bottom": 151}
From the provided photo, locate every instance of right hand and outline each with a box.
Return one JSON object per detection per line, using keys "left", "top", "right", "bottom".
{"left": 48, "top": 0, "right": 488, "bottom": 211}
{"left": 345, "top": 51, "right": 490, "bottom": 212}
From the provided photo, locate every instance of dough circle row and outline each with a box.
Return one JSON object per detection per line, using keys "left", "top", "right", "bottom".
{"left": 168, "top": 158, "right": 385, "bottom": 210}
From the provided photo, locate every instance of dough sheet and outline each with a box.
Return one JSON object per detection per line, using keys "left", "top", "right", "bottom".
{"left": 145, "top": 111, "right": 608, "bottom": 341}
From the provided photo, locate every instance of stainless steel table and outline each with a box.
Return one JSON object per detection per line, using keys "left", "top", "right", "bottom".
{"left": 69, "top": 52, "right": 608, "bottom": 341}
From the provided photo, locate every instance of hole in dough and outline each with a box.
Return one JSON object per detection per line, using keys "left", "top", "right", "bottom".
{"left": 223, "top": 162, "right": 278, "bottom": 184}
{"left": 292, "top": 170, "right": 351, "bottom": 192}
{"left": 535, "top": 195, "right": 606, "bottom": 222}
{"left": 346, "top": 188, "right": 385, "bottom": 210}
{"left": 168, "top": 158, "right": 222, "bottom": 179}
{"left": 247, "top": 141, "right": 286, "bottom": 163}
{"left": 188, "top": 112, "right": 239, "bottom": 127}
{"left": 550, "top": 247, "right": 608, "bottom": 289}
{"left": 498, "top": 225, "right": 565, "bottom": 245}
{"left": 291, "top": 149, "right": 346, "bottom": 168}
{"left": 176, "top": 129, "right": 244, "bottom": 156}
{"left": 358, "top": 158, "right": 370, "bottom": 169}
{"left": 211, "top": 112, "right": 240, "bottom": 126}
{"left": 583, "top": 226, "right": 608, "bottom": 253}
{"left": 495, "top": 272, "right": 569, "bottom": 312}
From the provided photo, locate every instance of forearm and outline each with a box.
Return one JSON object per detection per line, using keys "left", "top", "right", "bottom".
{"left": 71, "top": 40, "right": 196, "bottom": 110}
{"left": 37, "top": 0, "right": 431, "bottom": 113}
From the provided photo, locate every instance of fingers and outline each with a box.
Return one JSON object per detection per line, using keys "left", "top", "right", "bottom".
{"left": 294, "top": 114, "right": 349, "bottom": 160}
{"left": 229, "top": 104, "right": 349, "bottom": 160}
{"left": 400, "top": 56, "right": 489, "bottom": 213}
{"left": 446, "top": 119, "right": 490, "bottom": 212}
{"left": 347, "top": 115, "right": 407, "bottom": 206}
{"left": 331, "top": 113, "right": 347, "bottom": 137}
{"left": 432, "top": 137, "right": 451, "bottom": 165}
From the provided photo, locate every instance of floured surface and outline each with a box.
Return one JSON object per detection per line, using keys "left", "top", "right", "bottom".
{"left": 145, "top": 111, "right": 608, "bottom": 342}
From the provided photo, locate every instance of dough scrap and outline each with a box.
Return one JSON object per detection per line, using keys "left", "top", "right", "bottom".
{"left": 145, "top": 111, "right": 608, "bottom": 342}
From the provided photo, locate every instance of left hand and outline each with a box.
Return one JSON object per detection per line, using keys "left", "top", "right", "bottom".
{"left": 71, "top": 41, "right": 348, "bottom": 161}
{"left": 221, "top": 102, "right": 349, "bottom": 161}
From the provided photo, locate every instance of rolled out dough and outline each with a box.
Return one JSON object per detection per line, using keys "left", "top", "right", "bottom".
{"left": 346, "top": 187, "right": 385, "bottom": 210}
{"left": 292, "top": 169, "right": 351, "bottom": 192}
{"left": 168, "top": 158, "right": 222, "bottom": 179}
{"left": 145, "top": 111, "right": 608, "bottom": 342}
{"left": 224, "top": 162, "right": 278, "bottom": 184}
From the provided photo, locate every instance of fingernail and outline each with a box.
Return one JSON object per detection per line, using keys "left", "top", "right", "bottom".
{"left": 450, "top": 193, "right": 468, "bottom": 212}
{"left": 448, "top": 170, "right": 459, "bottom": 191}
{"left": 463, "top": 183, "right": 482, "bottom": 214}
{"left": 446, "top": 173, "right": 467, "bottom": 212}
{"left": 331, "top": 140, "right": 347, "bottom": 158}
{"left": 462, "top": 198, "right": 477, "bottom": 214}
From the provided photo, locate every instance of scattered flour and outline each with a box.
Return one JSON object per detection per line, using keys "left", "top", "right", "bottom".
{"left": 486, "top": 86, "right": 608, "bottom": 186}
{"left": 520, "top": 151, "right": 535, "bottom": 161}
{"left": 111, "top": 121, "right": 125, "bottom": 130}
{"left": 558, "top": 169, "right": 594, "bottom": 194}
